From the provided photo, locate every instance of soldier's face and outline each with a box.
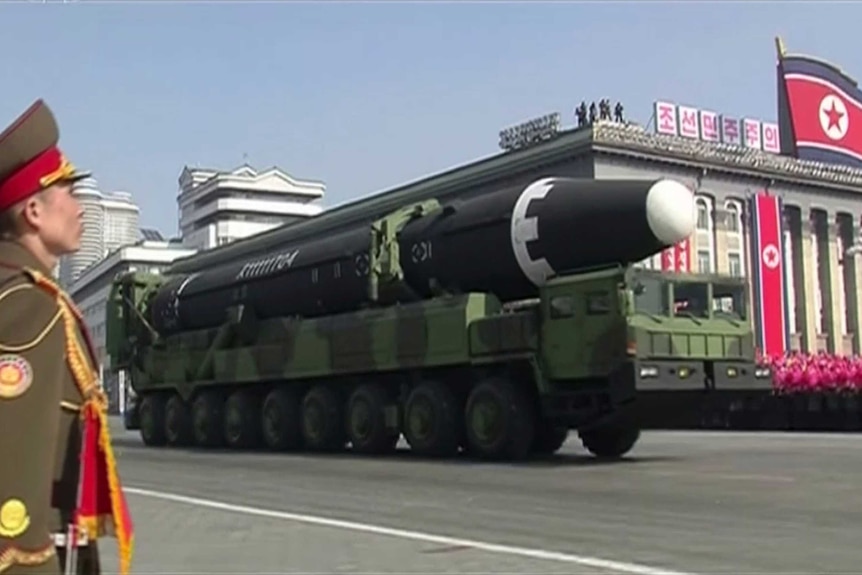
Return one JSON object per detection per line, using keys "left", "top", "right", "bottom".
{"left": 26, "top": 182, "right": 84, "bottom": 254}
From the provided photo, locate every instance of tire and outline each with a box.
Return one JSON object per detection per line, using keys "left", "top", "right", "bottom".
{"left": 301, "top": 385, "right": 346, "bottom": 451}
{"left": 578, "top": 416, "right": 640, "bottom": 459}
{"left": 164, "top": 394, "right": 193, "bottom": 447}
{"left": 403, "top": 381, "right": 461, "bottom": 458}
{"left": 191, "top": 390, "right": 225, "bottom": 448}
{"left": 224, "top": 389, "right": 262, "bottom": 449}
{"left": 139, "top": 393, "right": 167, "bottom": 447}
{"left": 260, "top": 387, "right": 303, "bottom": 451}
{"left": 346, "top": 384, "right": 400, "bottom": 454}
{"left": 464, "top": 377, "right": 535, "bottom": 461}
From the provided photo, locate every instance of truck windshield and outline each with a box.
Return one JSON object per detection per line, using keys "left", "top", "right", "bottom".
{"left": 672, "top": 281, "right": 710, "bottom": 318}
{"left": 711, "top": 282, "right": 747, "bottom": 320}
{"left": 633, "top": 277, "right": 670, "bottom": 315}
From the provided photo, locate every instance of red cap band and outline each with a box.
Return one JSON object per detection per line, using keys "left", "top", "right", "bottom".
{"left": 0, "top": 145, "right": 78, "bottom": 212}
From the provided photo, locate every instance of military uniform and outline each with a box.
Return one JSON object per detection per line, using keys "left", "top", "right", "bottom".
{"left": 0, "top": 101, "right": 105, "bottom": 575}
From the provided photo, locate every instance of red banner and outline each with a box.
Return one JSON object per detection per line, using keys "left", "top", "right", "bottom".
{"left": 661, "top": 239, "right": 691, "bottom": 273}
{"left": 750, "top": 193, "right": 789, "bottom": 357}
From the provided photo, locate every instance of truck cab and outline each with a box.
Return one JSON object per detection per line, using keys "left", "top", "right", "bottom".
{"left": 624, "top": 267, "right": 771, "bottom": 391}
{"left": 537, "top": 264, "right": 771, "bottom": 403}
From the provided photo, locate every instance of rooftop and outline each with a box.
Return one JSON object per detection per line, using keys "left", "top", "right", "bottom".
{"left": 588, "top": 120, "right": 862, "bottom": 190}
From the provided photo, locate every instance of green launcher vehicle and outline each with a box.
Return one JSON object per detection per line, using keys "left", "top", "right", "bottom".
{"left": 107, "top": 177, "right": 772, "bottom": 461}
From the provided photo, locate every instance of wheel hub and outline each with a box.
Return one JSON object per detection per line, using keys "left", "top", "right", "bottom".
{"left": 304, "top": 402, "right": 323, "bottom": 439}
{"left": 471, "top": 397, "right": 502, "bottom": 444}
{"left": 350, "top": 400, "right": 372, "bottom": 440}
{"left": 408, "top": 398, "right": 433, "bottom": 440}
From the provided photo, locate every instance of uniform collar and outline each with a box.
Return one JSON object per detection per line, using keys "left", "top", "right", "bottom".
{"left": 0, "top": 239, "right": 55, "bottom": 277}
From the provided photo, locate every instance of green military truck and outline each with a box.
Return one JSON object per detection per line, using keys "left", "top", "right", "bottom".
{"left": 106, "top": 178, "right": 772, "bottom": 461}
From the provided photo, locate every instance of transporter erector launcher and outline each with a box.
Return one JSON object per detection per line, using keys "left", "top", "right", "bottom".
{"left": 150, "top": 177, "right": 696, "bottom": 336}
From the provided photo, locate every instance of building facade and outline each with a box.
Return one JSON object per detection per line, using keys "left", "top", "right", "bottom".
{"left": 69, "top": 238, "right": 198, "bottom": 413}
{"left": 59, "top": 177, "right": 140, "bottom": 288}
{"left": 177, "top": 164, "right": 326, "bottom": 250}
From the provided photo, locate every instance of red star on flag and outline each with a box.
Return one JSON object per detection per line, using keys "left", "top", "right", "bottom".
{"left": 823, "top": 99, "right": 844, "bottom": 131}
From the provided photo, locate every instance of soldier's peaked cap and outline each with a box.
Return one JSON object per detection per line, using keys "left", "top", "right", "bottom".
{"left": 0, "top": 99, "right": 90, "bottom": 213}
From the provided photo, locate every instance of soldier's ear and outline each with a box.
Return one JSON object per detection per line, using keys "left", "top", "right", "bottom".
{"left": 18, "top": 192, "right": 47, "bottom": 231}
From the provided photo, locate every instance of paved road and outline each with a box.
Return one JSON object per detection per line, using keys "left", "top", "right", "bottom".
{"left": 107, "top": 419, "right": 862, "bottom": 575}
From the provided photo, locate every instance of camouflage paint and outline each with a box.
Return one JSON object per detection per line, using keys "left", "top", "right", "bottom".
{"left": 107, "top": 260, "right": 768, "bottom": 402}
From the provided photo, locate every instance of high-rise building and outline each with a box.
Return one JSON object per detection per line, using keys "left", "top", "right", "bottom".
{"left": 59, "top": 177, "right": 140, "bottom": 288}
{"left": 102, "top": 191, "right": 140, "bottom": 254}
{"left": 177, "top": 164, "right": 325, "bottom": 250}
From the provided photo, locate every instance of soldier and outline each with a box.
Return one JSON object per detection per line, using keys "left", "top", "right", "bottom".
{"left": 614, "top": 101, "right": 625, "bottom": 123}
{"left": 0, "top": 100, "right": 111, "bottom": 575}
{"left": 576, "top": 101, "right": 587, "bottom": 127}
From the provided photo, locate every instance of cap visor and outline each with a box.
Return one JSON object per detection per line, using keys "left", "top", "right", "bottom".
{"left": 65, "top": 170, "right": 91, "bottom": 183}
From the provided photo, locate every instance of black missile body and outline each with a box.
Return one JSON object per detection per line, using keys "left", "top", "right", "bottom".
{"left": 150, "top": 177, "right": 695, "bottom": 335}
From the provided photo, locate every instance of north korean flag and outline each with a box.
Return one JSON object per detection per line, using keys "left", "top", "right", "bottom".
{"left": 778, "top": 54, "right": 862, "bottom": 168}
{"left": 749, "top": 193, "right": 790, "bottom": 358}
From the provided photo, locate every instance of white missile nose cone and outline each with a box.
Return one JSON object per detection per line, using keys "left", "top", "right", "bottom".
{"left": 645, "top": 179, "right": 696, "bottom": 246}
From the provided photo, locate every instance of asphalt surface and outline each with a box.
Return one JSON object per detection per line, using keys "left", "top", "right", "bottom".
{"left": 105, "top": 418, "right": 862, "bottom": 575}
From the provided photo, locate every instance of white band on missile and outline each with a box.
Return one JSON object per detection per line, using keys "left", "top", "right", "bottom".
{"left": 171, "top": 272, "right": 200, "bottom": 321}
{"left": 510, "top": 178, "right": 556, "bottom": 287}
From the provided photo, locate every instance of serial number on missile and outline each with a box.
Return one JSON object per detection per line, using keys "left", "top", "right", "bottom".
{"left": 236, "top": 250, "right": 300, "bottom": 280}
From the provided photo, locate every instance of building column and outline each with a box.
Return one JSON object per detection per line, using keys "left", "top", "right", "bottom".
{"left": 789, "top": 207, "right": 818, "bottom": 352}
{"left": 846, "top": 216, "right": 862, "bottom": 355}
{"left": 854, "top": 253, "right": 862, "bottom": 356}
{"left": 782, "top": 206, "right": 799, "bottom": 350}
{"left": 821, "top": 212, "right": 846, "bottom": 354}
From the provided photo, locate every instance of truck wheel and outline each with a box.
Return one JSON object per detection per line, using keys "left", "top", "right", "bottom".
{"left": 260, "top": 388, "right": 302, "bottom": 451}
{"left": 224, "top": 390, "right": 262, "bottom": 449}
{"left": 346, "top": 384, "right": 399, "bottom": 454}
{"left": 578, "top": 418, "right": 640, "bottom": 459}
{"left": 531, "top": 420, "right": 569, "bottom": 455}
{"left": 464, "top": 378, "right": 535, "bottom": 461}
{"left": 191, "top": 391, "right": 225, "bottom": 448}
{"left": 164, "top": 394, "right": 193, "bottom": 447}
{"left": 139, "top": 394, "right": 167, "bottom": 447}
{"left": 301, "top": 385, "right": 346, "bottom": 451}
{"left": 403, "top": 381, "right": 461, "bottom": 458}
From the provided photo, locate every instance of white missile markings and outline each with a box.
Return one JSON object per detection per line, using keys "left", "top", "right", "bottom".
{"left": 236, "top": 249, "right": 300, "bottom": 281}
{"left": 510, "top": 177, "right": 557, "bottom": 287}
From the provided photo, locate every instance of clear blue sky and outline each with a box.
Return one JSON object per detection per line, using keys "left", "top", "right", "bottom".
{"left": 1, "top": 1, "right": 860, "bottom": 235}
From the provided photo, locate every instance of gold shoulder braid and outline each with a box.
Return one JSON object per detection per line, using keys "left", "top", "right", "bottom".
{"left": 23, "top": 269, "right": 132, "bottom": 574}
{"left": 0, "top": 283, "right": 63, "bottom": 353}
{"left": 0, "top": 543, "right": 56, "bottom": 574}
{"left": 22, "top": 269, "right": 105, "bottom": 404}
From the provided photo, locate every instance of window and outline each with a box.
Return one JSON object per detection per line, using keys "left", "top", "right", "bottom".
{"left": 672, "top": 281, "right": 710, "bottom": 318}
{"left": 586, "top": 291, "right": 611, "bottom": 315}
{"left": 633, "top": 277, "right": 671, "bottom": 316}
{"left": 549, "top": 296, "right": 574, "bottom": 318}
{"left": 725, "top": 201, "right": 740, "bottom": 233}
{"left": 728, "top": 252, "right": 741, "bottom": 277}
{"left": 697, "top": 249, "right": 711, "bottom": 274}
{"left": 712, "top": 282, "right": 747, "bottom": 320}
{"left": 696, "top": 198, "right": 710, "bottom": 230}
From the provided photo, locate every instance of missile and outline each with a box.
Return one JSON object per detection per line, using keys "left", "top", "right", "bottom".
{"left": 149, "top": 177, "right": 695, "bottom": 335}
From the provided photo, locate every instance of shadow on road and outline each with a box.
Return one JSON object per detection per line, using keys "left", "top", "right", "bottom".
{"left": 111, "top": 435, "right": 677, "bottom": 468}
